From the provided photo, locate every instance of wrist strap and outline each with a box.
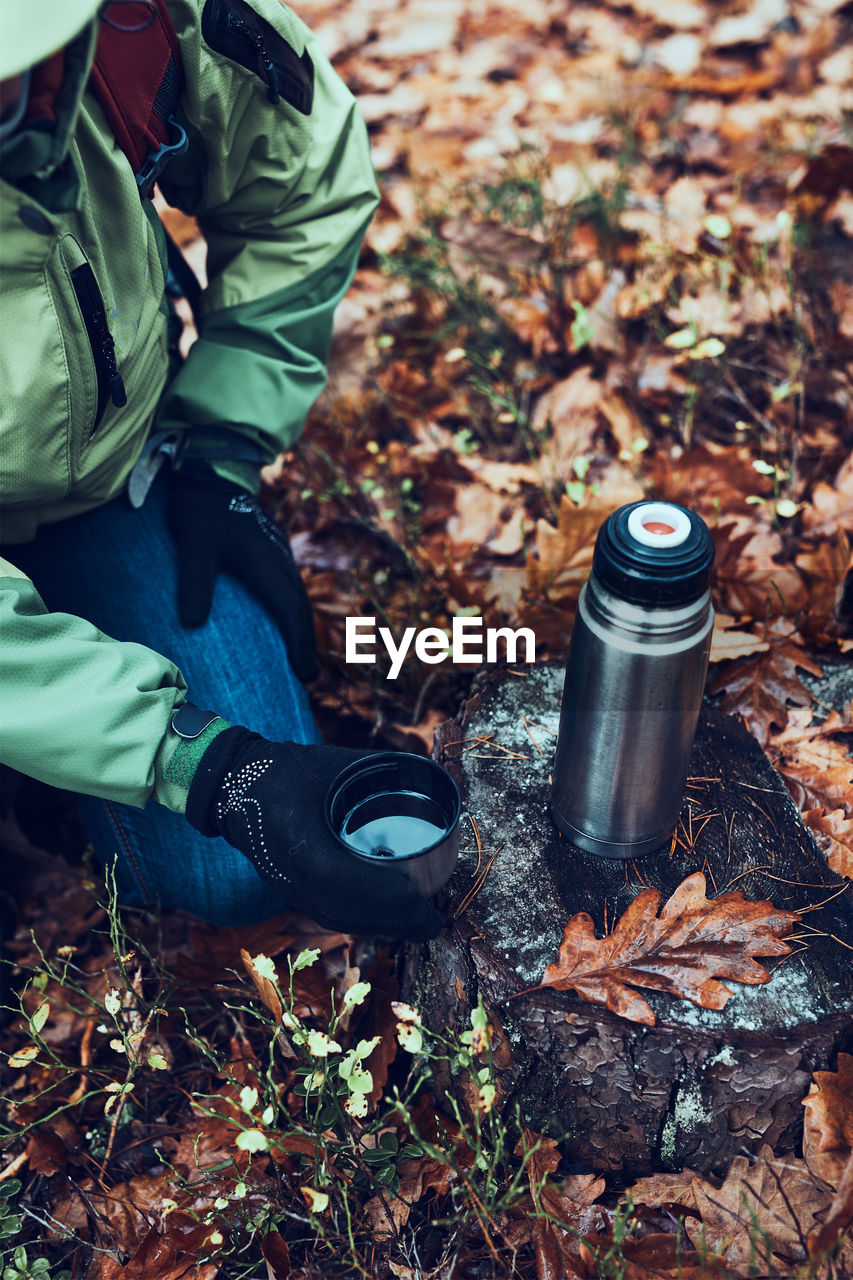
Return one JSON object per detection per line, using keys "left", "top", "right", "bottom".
{"left": 171, "top": 702, "right": 219, "bottom": 739}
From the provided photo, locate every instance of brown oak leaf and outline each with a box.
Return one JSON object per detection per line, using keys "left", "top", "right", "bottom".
{"left": 686, "top": 1146, "right": 830, "bottom": 1278}
{"left": 809, "top": 1152, "right": 853, "bottom": 1262}
{"left": 709, "top": 614, "right": 769, "bottom": 663}
{"left": 241, "top": 948, "right": 283, "bottom": 1023}
{"left": 260, "top": 1231, "right": 291, "bottom": 1280}
{"left": 624, "top": 1168, "right": 703, "bottom": 1209}
{"left": 803, "top": 808, "right": 853, "bottom": 880}
{"left": 526, "top": 469, "right": 644, "bottom": 601}
{"left": 24, "top": 1131, "right": 67, "bottom": 1177}
{"left": 802, "top": 1053, "right": 853, "bottom": 1189}
{"left": 363, "top": 1155, "right": 451, "bottom": 1240}
{"left": 532, "top": 872, "right": 798, "bottom": 1026}
{"left": 801, "top": 453, "right": 853, "bottom": 538}
{"left": 710, "top": 620, "right": 823, "bottom": 746}
{"left": 516, "top": 1135, "right": 720, "bottom": 1279}
{"left": 796, "top": 532, "right": 852, "bottom": 641}
{"left": 710, "top": 518, "right": 807, "bottom": 622}
{"left": 605, "top": 1235, "right": 725, "bottom": 1279}
{"left": 769, "top": 707, "right": 853, "bottom": 816}
{"left": 506, "top": 1130, "right": 608, "bottom": 1280}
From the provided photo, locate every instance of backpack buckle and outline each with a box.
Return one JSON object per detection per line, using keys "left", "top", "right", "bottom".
{"left": 128, "top": 429, "right": 183, "bottom": 508}
{"left": 136, "top": 116, "right": 189, "bottom": 197}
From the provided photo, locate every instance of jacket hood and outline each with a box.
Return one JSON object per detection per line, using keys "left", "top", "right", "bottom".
{"left": 1, "top": 22, "right": 96, "bottom": 200}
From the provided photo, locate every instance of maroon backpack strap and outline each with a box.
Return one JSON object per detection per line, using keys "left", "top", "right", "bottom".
{"left": 89, "top": 0, "right": 187, "bottom": 198}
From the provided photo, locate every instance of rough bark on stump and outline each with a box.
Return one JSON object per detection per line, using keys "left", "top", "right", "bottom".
{"left": 404, "top": 661, "right": 853, "bottom": 1177}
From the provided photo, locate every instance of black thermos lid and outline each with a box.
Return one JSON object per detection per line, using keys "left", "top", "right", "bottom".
{"left": 592, "top": 501, "right": 714, "bottom": 607}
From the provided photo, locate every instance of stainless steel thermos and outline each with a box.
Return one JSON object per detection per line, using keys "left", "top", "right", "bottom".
{"left": 551, "top": 500, "right": 715, "bottom": 859}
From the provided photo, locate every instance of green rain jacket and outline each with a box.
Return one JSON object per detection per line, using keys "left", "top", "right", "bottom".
{"left": 0, "top": 0, "right": 379, "bottom": 810}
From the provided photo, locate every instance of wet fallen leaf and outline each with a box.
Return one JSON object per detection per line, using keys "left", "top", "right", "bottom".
{"left": 100, "top": 1208, "right": 223, "bottom": 1280}
{"left": 446, "top": 481, "right": 525, "bottom": 556}
{"left": 808, "top": 1152, "right": 853, "bottom": 1260}
{"left": 23, "top": 1130, "right": 66, "bottom": 1177}
{"left": 801, "top": 453, "right": 853, "bottom": 538}
{"left": 802, "top": 1053, "right": 853, "bottom": 1189}
{"left": 769, "top": 706, "right": 853, "bottom": 815}
{"left": 241, "top": 949, "right": 283, "bottom": 1023}
{"left": 710, "top": 622, "right": 824, "bottom": 746}
{"left": 598, "top": 394, "right": 652, "bottom": 454}
{"left": 686, "top": 1146, "right": 829, "bottom": 1277}
{"left": 505, "top": 1130, "right": 607, "bottom": 1280}
{"left": 607, "top": 1235, "right": 724, "bottom": 1279}
{"left": 711, "top": 519, "right": 809, "bottom": 622}
{"left": 531, "top": 872, "right": 798, "bottom": 1026}
{"left": 260, "top": 1230, "right": 291, "bottom": 1279}
{"left": 363, "top": 1155, "right": 451, "bottom": 1239}
{"left": 709, "top": 614, "right": 770, "bottom": 663}
{"left": 527, "top": 469, "right": 645, "bottom": 608}
{"left": 796, "top": 531, "right": 852, "bottom": 640}
{"left": 803, "top": 808, "right": 853, "bottom": 880}
{"left": 533, "top": 368, "right": 604, "bottom": 480}
{"left": 623, "top": 1168, "right": 703, "bottom": 1209}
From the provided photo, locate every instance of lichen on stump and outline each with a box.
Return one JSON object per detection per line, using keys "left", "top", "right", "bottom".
{"left": 406, "top": 662, "right": 853, "bottom": 1177}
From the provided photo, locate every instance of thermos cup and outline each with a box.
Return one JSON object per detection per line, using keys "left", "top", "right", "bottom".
{"left": 326, "top": 752, "right": 461, "bottom": 897}
{"left": 551, "top": 500, "right": 715, "bottom": 859}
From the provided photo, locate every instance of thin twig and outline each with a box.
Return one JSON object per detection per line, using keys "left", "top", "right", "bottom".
{"left": 67, "top": 1016, "right": 95, "bottom": 1106}
{"left": 747, "top": 794, "right": 777, "bottom": 828}
{"left": 411, "top": 669, "right": 439, "bottom": 726}
{"left": 478, "top": 741, "right": 530, "bottom": 759}
{"left": 525, "top": 719, "right": 557, "bottom": 737}
{"left": 722, "top": 864, "right": 774, "bottom": 889}
{"left": 469, "top": 752, "right": 530, "bottom": 760}
{"left": 103, "top": 1005, "right": 154, "bottom": 1168}
{"left": 520, "top": 714, "right": 544, "bottom": 756}
{"left": 724, "top": 867, "right": 837, "bottom": 891}
{"left": 726, "top": 809, "right": 734, "bottom": 870}
{"left": 794, "top": 884, "right": 849, "bottom": 914}
{"left": 0, "top": 1150, "right": 28, "bottom": 1182}
{"left": 453, "top": 844, "right": 505, "bottom": 918}
{"left": 702, "top": 857, "right": 719, "bottom": 895}
{"left": 691, "top": 813, "right": 720, "bottom": 846}
{"left": 443, "top": 733, "right": 496, "bottom": 749}
{"left": 469, "top": 815, "right": 483, "bottom": 881}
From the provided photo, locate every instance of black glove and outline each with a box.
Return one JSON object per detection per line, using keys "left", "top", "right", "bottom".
{"left": 166, "top": 461, "right": 318, "bottom": 684}
{"left": 185, "top": 726, "right": 445, "bottom": 941}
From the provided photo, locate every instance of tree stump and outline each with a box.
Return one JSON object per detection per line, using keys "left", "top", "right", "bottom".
{"left": 405, "top": 661, "right": 853, "bottom": 1177}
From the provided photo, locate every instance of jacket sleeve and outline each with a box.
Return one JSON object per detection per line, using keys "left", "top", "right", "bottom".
{"left": 0, "top": 561, "right": 191, "bottom": 812}
{"left": 155, "top": 0, "right": 380, "bottom": 460}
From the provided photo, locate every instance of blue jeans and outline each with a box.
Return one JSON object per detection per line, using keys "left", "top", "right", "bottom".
{"left": 12, "top": 476, "right": 321, "bottom": 925}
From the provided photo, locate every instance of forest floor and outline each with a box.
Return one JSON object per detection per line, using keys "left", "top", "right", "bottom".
{"left": 1, "top": 0, "right": 852, "bottom": 1275}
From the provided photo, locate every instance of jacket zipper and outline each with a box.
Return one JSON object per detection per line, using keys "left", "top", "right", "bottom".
{"left": 69, "top": 263, "right": 127, "bottom": 436}
{"left": 225, "top": 13, "right": 281, "bottom": 103}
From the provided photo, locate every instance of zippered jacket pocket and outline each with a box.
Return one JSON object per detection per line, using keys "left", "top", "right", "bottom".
{"left": 201, "top": 0, "right": 313, "bottom": 113}
{"left": 69, "top": 261, "right": 127, "bottom": 436}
